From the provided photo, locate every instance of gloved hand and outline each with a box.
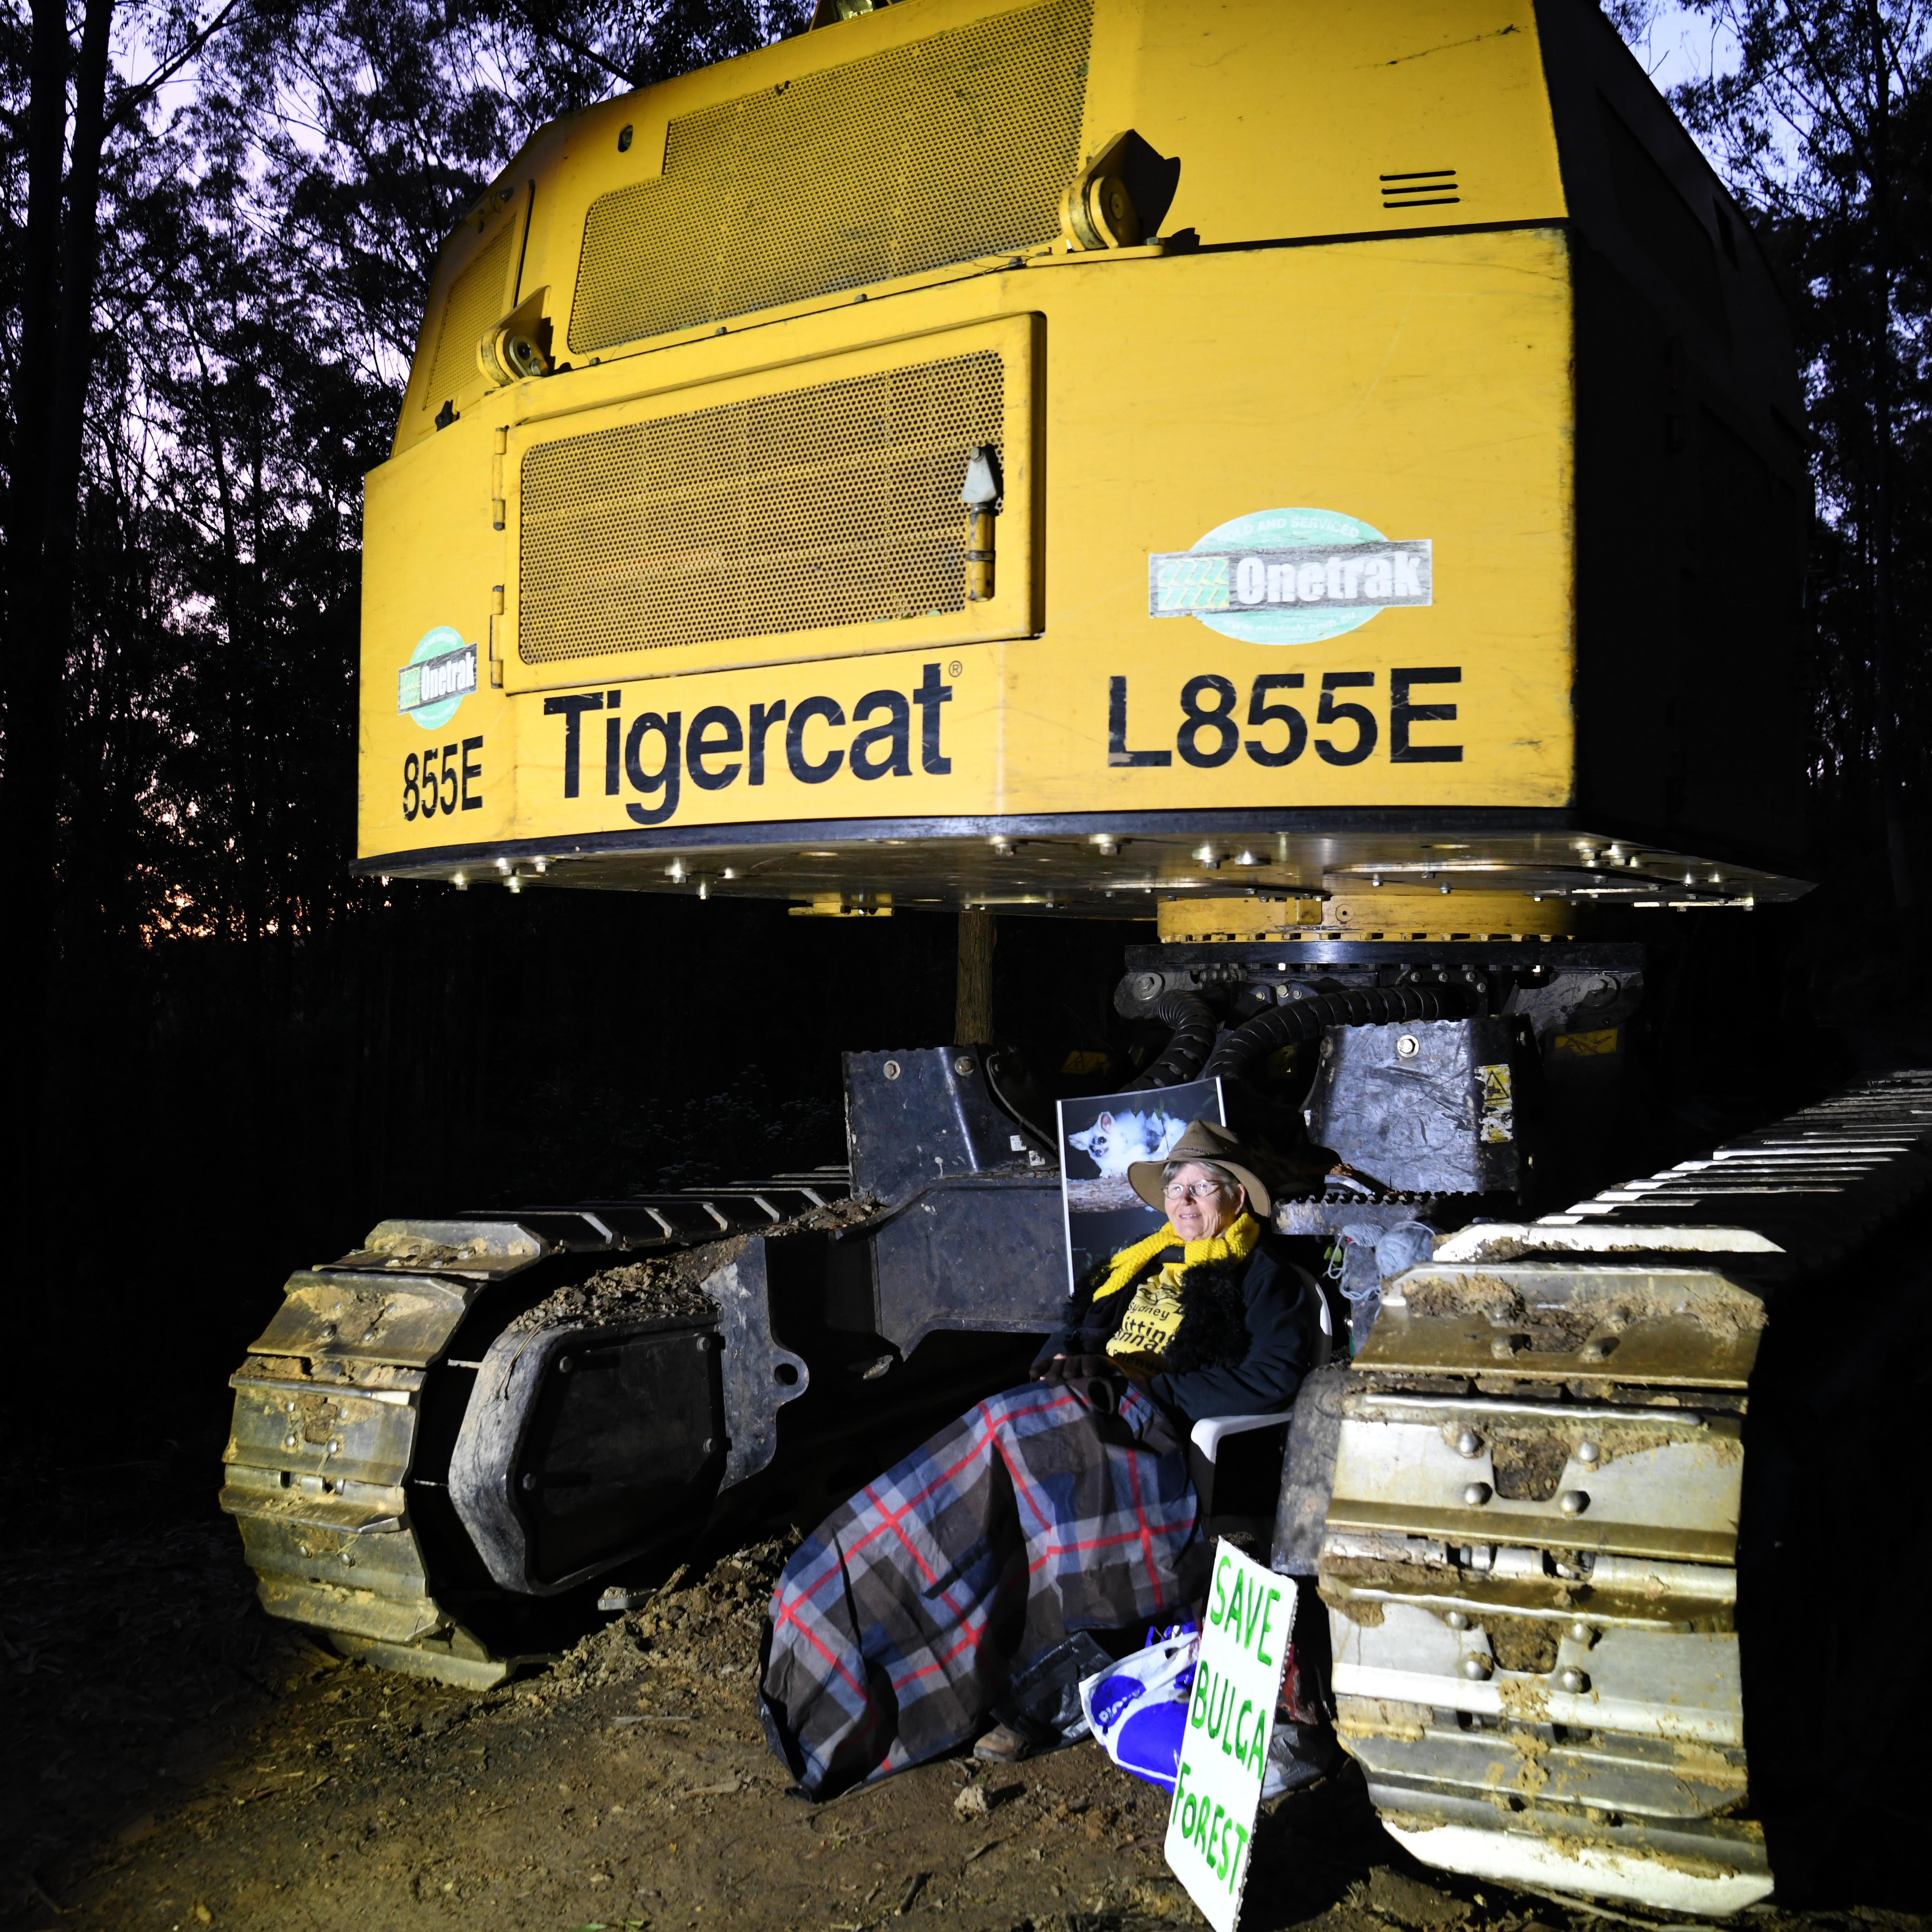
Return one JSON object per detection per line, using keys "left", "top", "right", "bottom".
{"left": 1036, "top": 1351, "right": 1111, "bottom": 1379}
{"left": 1059, "top": 1352, "right": 1126, "bottom": 1417}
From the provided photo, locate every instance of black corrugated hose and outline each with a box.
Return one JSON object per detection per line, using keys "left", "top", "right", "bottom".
{"left": 1119, "top": 991, "right": 1220, "bottom": 1092}
{"left": 1198, "top": 984, "right": 1472, "bottom": 1084}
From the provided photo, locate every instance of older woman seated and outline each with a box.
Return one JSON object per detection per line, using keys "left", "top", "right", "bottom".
{"left": 760, "top": 1119, "right": 1318, "bottom": 1798}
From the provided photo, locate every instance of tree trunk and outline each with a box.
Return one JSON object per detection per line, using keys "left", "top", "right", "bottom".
{"left": 1, "top": 0, "right": 77, "bottom": 863}
{"left": 2, "top": 2, "right": 73, "bottom": 1236}
{"left": 2, "top": 0, "right": 117, "bottom": 1235}
{"left": 954, "top": 909, "right": 997, "bottom": 1044}
{"left": 1862, "top": 0, "right": 1914, "bottom": 915}
{"left": 2, "top": 1, "right": 70, "bottom": 599}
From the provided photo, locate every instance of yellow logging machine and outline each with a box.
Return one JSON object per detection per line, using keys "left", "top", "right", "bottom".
{"left": 224, "top": 4, "right": 1873, "bottom": 1914}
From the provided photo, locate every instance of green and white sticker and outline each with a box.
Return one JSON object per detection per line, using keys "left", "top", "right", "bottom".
{"left": 398, "top": 625, "right": 479, "bottom": 729}
{"left": 1150, "top": 507, "right": 1432, "bottom": 645}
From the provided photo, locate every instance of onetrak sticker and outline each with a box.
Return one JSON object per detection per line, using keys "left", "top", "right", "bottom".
{"left": 398, "top": 625, "right": 479, "bottom": 729}
{"left": 1149, "top": 507, "right": 1432, "bottom": 646}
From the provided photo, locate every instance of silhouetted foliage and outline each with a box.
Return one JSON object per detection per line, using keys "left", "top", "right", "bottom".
{"left": 0, "top": 0, "right": 822, "bottom": 1443}
{"left": 1671, "top": 0, "right": 1932, "bottom": 909}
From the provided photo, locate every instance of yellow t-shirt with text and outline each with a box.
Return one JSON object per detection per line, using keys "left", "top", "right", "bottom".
{"left": 1104, "top": 1262, "right": 1192, "bottom": 1372}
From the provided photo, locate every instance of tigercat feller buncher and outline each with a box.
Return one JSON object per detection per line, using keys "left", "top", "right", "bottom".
{"left": 220, "top": 0, "right": 1928, "bottom": 1915}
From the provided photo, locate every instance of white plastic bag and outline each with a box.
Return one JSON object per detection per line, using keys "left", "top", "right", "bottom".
{"left": 1077, "top": 1622, "right": 1199, "bottom": 1794}
{"left": 1083, "top": 1621, "right": 1339, "bottom": 1801}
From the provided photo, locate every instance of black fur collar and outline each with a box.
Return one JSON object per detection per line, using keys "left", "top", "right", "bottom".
{"left": 1160, "top": 1256, "right": 1256, "bottom": 1375}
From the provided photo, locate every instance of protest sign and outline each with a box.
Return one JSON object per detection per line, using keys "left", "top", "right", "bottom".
{"left": 1163, "top": 1540, "right": 1295, "bottom": 1932}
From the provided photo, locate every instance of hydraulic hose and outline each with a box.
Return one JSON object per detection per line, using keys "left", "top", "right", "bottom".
{"left": 1119, "top": 991, "right": 1219, "bottom": 1092}
{"left": 1199, "top": 984, "right": 1474, "bottom": 1085}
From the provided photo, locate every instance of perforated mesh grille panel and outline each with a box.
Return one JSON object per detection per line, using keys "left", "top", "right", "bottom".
{"left": 568, "top": 0, "right": 1091, "bottom": 355}
{"left": 517, "top": 352, "right": 1004, "bottom": 665}
{"left": 423, "top": 222, "right": 515, "bottom": 410}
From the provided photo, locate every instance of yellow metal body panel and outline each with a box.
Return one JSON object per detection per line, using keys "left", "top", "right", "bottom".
{"left": 390, "top": 0, "right": 1569, "bottom": 454}
{"left": 364, "top": 233, "right": 1573, "bottom": 838}
{"left": 359, "top": 0, "right": 1811, "bottom": 914}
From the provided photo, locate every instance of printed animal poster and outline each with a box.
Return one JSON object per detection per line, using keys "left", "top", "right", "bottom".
{"left": 1057, "top": 1078, "right": 1226, "bottom": 1293}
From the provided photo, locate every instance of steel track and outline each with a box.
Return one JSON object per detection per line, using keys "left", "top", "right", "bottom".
{"left": 1319, "top": 1069, "right": 1932, "bottom": 1914}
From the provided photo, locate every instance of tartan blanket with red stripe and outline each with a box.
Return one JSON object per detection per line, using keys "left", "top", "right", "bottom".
{"left": 759, "top": 1381, "right": 1205, "bottom": 1799}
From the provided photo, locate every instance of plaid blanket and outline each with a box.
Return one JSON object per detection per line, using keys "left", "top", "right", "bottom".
{"left": 760, "top": 1381, "right": 1205, "bottom": 1799}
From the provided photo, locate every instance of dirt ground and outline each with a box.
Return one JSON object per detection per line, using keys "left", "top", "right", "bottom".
{"left": 4, "top": 1490, "right": 1928, "bottom": 1932}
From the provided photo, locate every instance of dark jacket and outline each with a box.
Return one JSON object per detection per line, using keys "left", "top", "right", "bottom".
{"left": 1030, "top": 1231, "right": 1317, "bottom": 1424}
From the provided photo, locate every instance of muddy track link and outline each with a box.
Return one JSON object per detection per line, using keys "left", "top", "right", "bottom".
{"left": 1319, "top": 1070, "right": 1932, "bottom": 1915}
{"left": 220, "top": 1184, "right": 844, "bottom": 1687}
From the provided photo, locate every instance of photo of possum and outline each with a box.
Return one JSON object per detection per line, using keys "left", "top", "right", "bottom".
{"left": 1065, "top": 1107, "right": 1187, "bottom": 1178}
{"left": 1056, "top": 1078, "right": 1226, "bottom": 1293}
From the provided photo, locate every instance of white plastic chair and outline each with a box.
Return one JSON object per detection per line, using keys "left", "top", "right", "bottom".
{"left": 1186, "top": 1265, "right": 1332, "bottom": 1522}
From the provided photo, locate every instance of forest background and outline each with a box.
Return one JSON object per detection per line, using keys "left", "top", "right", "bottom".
{"left": 1, "top": 0, "right": 1927, "bottom": 1496}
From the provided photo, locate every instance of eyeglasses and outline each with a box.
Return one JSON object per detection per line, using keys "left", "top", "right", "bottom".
{"left": 1162, "top": 1180, "right": 1231, "bottom": 1201}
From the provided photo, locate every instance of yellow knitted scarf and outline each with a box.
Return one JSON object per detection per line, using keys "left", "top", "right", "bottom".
{"left": 1091, "top": 1210, "right": 1262, "bottom": 1301}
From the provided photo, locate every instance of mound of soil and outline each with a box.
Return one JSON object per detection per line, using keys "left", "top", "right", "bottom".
{"left": 505, "top": 1260, "right": 716, "bottom": 1338}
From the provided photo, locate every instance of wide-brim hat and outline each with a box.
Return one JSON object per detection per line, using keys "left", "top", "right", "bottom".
{"left": 1128, "top": 1118, "right": 1272, "bottom": 1218}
